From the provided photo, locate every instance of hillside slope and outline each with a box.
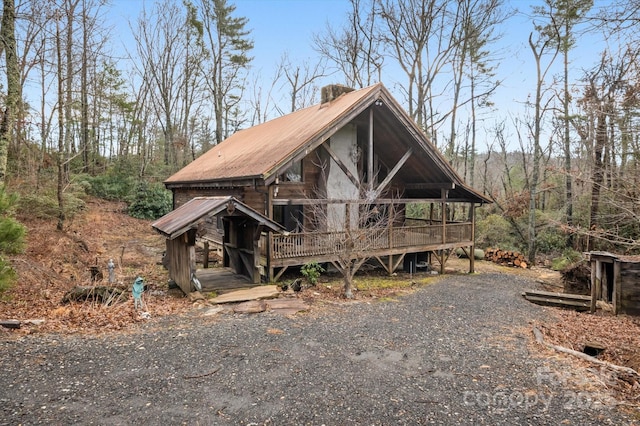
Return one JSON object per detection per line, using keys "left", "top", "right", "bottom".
{"left": 1, "top": 198, "right": 188, "bottom": 334}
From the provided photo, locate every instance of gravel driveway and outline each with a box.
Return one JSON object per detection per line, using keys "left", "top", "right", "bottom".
{"left": 0, "top": 273, "right": 634, "bottom": 425}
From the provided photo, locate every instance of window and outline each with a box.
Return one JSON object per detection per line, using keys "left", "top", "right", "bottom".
{"left": 274, "top": 204, "right": 303, "bottom": 232}
{"left": 279, "top": 159, "right": 302, "bottom": 182}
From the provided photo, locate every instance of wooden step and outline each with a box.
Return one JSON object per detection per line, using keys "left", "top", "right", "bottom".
{"left": 522, "top": 289, "right": 592, "bottom": 310}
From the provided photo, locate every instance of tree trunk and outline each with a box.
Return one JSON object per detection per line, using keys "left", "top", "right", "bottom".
{"left": 56, "top": 18, "right": 66, "bottom": 231}
{"left": 0, "top": 0, "right": 19, "bottom": 184}
{"left": 563, "top": 30, "right": 573, "bottom": 247}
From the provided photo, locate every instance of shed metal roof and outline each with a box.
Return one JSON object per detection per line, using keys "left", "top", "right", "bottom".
{"left": 151, "top": 196, "right": 284, "bottom": 240}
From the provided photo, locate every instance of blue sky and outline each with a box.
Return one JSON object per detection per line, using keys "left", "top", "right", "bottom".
{"left": 102, "top": 0, "right": 615, "bottom": 150}
{"left": 109, "top": 0, "right": 352, "bottom": 73}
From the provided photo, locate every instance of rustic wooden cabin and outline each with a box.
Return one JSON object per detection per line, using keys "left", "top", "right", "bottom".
{"left": 154, "top": 83, "right": 490, "bottom": 292}
{"left": 587, "top": 251, "right": 640, "bottom": 315}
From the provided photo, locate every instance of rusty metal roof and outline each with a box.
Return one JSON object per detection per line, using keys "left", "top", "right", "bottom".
{"left": 165, "top": 84, "right": 381, "bottom": 185}
{"left": 164, "top": 83, "right": 491, "bottom": 204}
{"left": 151, "top": 196, "right": 284, "bottom": 239}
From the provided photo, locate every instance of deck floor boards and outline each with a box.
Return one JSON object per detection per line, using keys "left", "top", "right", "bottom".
{"left": 196, "top": 267, "right": 253, "bottom": 293}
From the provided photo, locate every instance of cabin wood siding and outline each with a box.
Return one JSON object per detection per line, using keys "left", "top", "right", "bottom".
{"left": 174, "top": 188, "right": 242, "bottom": 208}
{"left": 242, "top": 188, "right": 266, "bottom": 213}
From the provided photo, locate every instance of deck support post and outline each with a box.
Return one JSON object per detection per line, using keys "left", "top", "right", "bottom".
{"left": 267, "top": 185, "right": 274, "bottom": 281}
{"left": 440, "top": 189, "right": 447, "bottom": 274}
{"left": 368, "top": 107, "right": 374, "bottom": 190}
{"left": 387, "top": 203, "right": 394, "bottom": 275}
{"left": 469, "top": 203, "right": 475, "bottom": 273}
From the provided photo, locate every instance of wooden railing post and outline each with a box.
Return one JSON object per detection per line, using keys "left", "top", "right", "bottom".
{"left": 440, "top": 189, "right": 447, "bottom": 274}
{"left": 388, "top": 203, "right": 394, "bottom": 274}
{"left": 469, "top": 203, "right": 475, "bottom": 273}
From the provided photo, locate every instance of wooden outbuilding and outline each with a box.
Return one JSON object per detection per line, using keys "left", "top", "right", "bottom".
{"left": 154, "top": 83, "right": 491, "bottom": 289}
{"left": 152, "top": 197, "right": 284, "bottom": 294}
{"left": 587, "top": 251, "right": 640, "bottom": 315}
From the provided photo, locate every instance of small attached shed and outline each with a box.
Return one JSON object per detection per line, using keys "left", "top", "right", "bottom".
{"left": 587, "top": 251, "right": 640, "bottom": 315}
{"left": 151, "top": 196, "right": 284, "bottom": 294}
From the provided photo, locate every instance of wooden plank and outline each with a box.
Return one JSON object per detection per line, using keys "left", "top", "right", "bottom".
{"left": 376, "top": 147, "right": 413, "bottom": 193}
{"left": 523, "top": 289, "right": 592, "bottom": 301}
{"left": 523, "top": 294, "right": 591, "bottom": 310}
{"left": 209, "top": 285, "right": 280, "bottom": 304}
{"left": 320, "top": 142, "right": 360, "bottom": 188}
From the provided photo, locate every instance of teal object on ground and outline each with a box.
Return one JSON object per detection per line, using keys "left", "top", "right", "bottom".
{"left": 132, "top": 277, "right": 144, "bottom": 299}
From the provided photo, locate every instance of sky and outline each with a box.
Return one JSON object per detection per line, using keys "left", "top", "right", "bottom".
{"left": 96, "top": 0, "right": 620, "bottom": 150}
{"left": 109, "top": 0, "right": 352, "bottom": 75}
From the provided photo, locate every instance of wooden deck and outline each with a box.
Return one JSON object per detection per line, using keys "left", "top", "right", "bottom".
{"left": 264, "top": 222, "right": 473, "bottom": 267}
{"left": 195, "top": 267, "right": 254, "bottom": 293}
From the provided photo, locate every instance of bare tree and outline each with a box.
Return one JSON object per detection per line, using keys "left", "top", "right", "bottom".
{"left": 299, "top": 159, "right": 401, "bottom": 298}
{"left": 576, "top": 48, "right": 639, "bottom": 250}
{"left": 278, "top": 53, "right": 327, "bottom": 113}
{"left": 313, "top": 0, "right": 383, "bottom": 88}
{"left": 55, "top": 9, "right": 65, "bottom": 230}
{"left": 446, "top": 0, "right": 506, "bottom": 165}
{"left": 525, "top": 4, "right": 561, "bottom": 263}
{"left": 535, "top": 0, "right": 593, "bottom": 247}
{"left": 132, "top": 0, "right": 193, "bottom": 166}
{"left": 197, "top": 0, "right": 253, "bottom": 144}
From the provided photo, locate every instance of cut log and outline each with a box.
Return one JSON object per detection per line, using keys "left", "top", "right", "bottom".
{"left": 484, "top": 247, "right": 529, "bottom": 268}
{"left": 0, "top": 319, "right": 21, "bottom": 329}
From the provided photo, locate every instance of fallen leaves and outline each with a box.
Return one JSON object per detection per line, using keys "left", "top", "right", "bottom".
{"left": 1, "top": 198, "right": 190, "bottom": 335}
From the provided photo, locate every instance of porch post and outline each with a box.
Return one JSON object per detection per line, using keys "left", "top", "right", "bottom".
{"left": 469, "top": 203, "right": 476, "bottom": 273}
{"left": 387, "top": 203, "right": 394, "bottom": 275}
{"left": 267, "top": 185, "right": 274, "bottom": 281}
{"left": 440, "top": 189, "right": 447, "bottom": 274}
{"left": 188, "top": 229, "right": 197, "bottom": 291}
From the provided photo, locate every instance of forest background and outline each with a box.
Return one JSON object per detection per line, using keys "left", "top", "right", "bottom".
{"left": 0, "top": 0, "right": 639, "bottom": 291}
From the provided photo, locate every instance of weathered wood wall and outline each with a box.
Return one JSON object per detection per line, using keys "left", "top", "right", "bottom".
{"left": 166, "top": 231, "right": 196, "bottom": 294}
{"left": 620, "top": 261, "right": 640, "bottom": 315}
{"left": 173, "top": 188, "right": 242, "bottom": 208}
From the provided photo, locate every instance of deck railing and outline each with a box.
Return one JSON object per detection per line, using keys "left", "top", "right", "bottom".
{"left": 267, "top": 222, "right": 473, "bottom": 260}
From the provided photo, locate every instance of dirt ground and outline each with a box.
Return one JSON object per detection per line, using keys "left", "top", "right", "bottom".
{"left": 1, "top": 198, "right": 639, "bottom": 407}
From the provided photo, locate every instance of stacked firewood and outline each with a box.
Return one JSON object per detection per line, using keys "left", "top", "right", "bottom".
{"left": 485, "top": 248, "right": 528, "bottom": 268}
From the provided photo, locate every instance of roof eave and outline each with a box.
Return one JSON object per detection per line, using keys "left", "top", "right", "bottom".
{"left": 164, "top": 176, "right": 265, "bottom": 189}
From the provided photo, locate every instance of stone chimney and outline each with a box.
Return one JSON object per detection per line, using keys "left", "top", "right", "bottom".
{"left": 321, "top": 84, "right": 355, "bottom": 104}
